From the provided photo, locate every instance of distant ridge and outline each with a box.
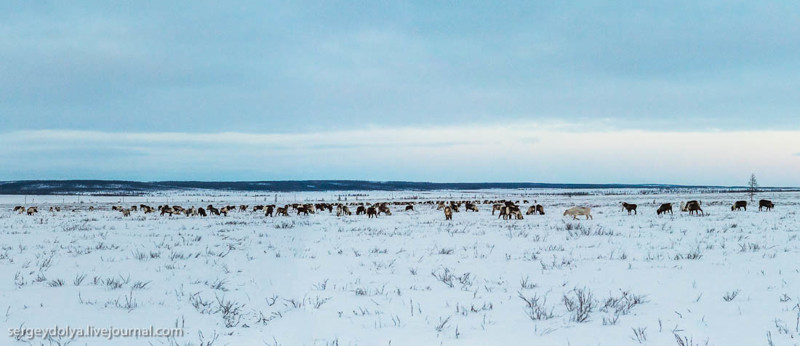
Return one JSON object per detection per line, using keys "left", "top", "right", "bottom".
{"left": 0, "top": 180, "right": 776, "bottom": 195}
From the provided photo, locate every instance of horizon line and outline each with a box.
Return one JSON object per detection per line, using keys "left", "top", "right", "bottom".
{"left": 0, "top": 179, "right": 794, "bottom": 189}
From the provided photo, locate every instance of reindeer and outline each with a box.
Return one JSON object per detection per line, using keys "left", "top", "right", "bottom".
{"left": 160, "top": 206, "right": 175, "bottom": 216}
{"left": 731, "top": 201, "right": 747, "bottom": 211}
{"left": 367, "top": 207, "right": 378, "bottom": 218}
{"left": 498, "top": 202, "right": 522, "bottom": 220}
{"left": 13, "top": 206, "right": 25, "bottom": 214}
{"left": 492, "top": 204, "right": 504, "bottom": 215}
{"left": 276, "top": 206, "right": 289, "bottom": 216}
{"left": 657, "top": 203, "right": 673, "bottom": 215}
{"left": 684, "top": 200, "right": 703, "bottom": 215}
{"left": 525, "top": 204, "right": 545, "bottom": 215}
{"left": 26, "top": 207, "right": 38, "bottom": 215}
{"left": 297, "top": 206, "right": 310, "bottom": 216}
{"left": 498, "top": 206, "right": 510, "bottom": 220}
{"left": 563, "top": 207, "right": 592, "bottom": 220}
{"left": 759, "top": 199, "right": 774, "bottom": 211}
{"left": 405, "top": 205, "right": 414, "bottom": 211}
{"left": 198, "top": 208, "right": 207, "bottom": 217}
{"left": 356, "top": 206, "right": 366, "bottom": 215}
{"left": 465, "top": 203, "right": 479, "bottom": 212}
{"left": 679, "top": 200, "right": 701, "bottom": 213}
{"left": 499, "top": 205, "right": 522, "bottom": 220}
{"left": 621, "top": 202, "right": 637, "bottom": 215}
{"left": 444, "top": 206, "right": 453, "bottom": 220}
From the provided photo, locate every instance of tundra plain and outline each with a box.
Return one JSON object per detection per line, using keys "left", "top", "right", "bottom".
{"left": 0, "top": 190, "right": 798, "bottom": 345}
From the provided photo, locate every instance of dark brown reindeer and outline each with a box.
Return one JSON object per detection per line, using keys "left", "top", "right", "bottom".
{"left": 759, "top": 199, "right": 774, "bottom": 211}
{"left": 297, "top": 206, "right": 310, "bottom": 216}
{"left": 656, "top": 203, "right": 673, "bottom": 215}
{"left": 731, "top": 200, "right": 747, "bottom": 211}
{"left": 444, "top": 206, "right": 453, "bottom": 220}
{"left": 621, "top": 202, "right": 637, "bottom": 215}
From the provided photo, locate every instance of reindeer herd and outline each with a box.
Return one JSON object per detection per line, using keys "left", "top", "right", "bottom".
{"left": 649, "top": 199, "right": 775, "bottom": 216}
{"left": 10, "top": 198, "right": 777, "bottom": 221}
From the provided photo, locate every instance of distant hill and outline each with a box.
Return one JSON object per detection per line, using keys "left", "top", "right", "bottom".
{"left": 0, "top": 180, "right": 772, "bottom": 195}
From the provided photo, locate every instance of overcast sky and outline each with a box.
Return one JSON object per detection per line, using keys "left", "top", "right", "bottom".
{"left": 2, "top": 1, "right": 799, "bottom": 185}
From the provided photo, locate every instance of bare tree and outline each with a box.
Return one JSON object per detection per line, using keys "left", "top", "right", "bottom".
{"left": 747, "top": 174, "right": 758, "bottom": 202}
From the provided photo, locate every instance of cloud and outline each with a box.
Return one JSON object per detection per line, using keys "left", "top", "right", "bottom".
{"left": 1, "top": 126, "right": 799, "bottom": 185}
{"left": 2, "top": 2, "right": 800, "bottom": 134}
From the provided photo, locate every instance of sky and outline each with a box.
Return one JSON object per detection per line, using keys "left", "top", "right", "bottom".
{"left": 1, "top": 1, "right": 799, "bottom": 185}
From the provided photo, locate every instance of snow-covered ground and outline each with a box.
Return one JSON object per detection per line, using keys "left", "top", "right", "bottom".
{"left": 1, "top": 189, "right": 798, "bottom": 345}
